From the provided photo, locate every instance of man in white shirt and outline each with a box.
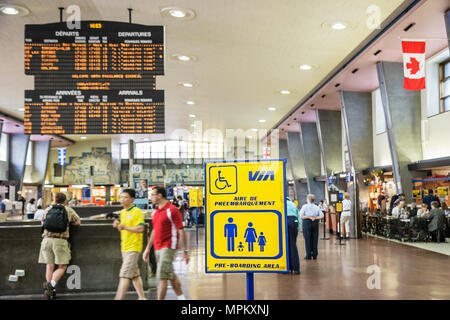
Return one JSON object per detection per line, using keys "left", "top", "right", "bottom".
{"left": 340, "top": 193, "right": 352, "bottom": 239}
{"left": 391, "top": 200, "right": 406, "bottom": 218}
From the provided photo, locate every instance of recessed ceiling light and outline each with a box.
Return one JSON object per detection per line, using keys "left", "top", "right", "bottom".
{"left": 186, "top": 101, "right": 195, "bottom": 105}
{"left": 18, "top": 108, "right": 24, "bottom": 111}
{"left": 251, "top": 128, "right": 258, "bottom": 132}
{"left": 268, "top": 107, "right": 277, "bottom": 111}
{"left": 80, "top": 136, "right": 87, "bottom": 140}
{"left": 331, "top": 22, "right": 347, "bottom": 30}
{"left": 299, "top": 64, "right": 312, "bottom": 70}
{"left": 189, "top": 114, "right": 196, "bottom": 118}
{"left": 179, "top": 82, "right": 194, "bottom": 88}
{"left": 171, "top": 54, "right": 197, "bottom": 62}
{"left": 0, "top": 5, "right": 29, "bottom": 16}
{"left": 178, "top": 55, "right": 191, "bottom": 61}
{"left": 259, "top": 119, "right": 266, "bottom": 123}
{"left": 247, "top": 136, "right": 253, "bottom": 139}
{"left": 161, "top": 7, "right": 196, "bottom": 20}
{"left": 280, "top": 90, "right": 291, "bottom": 95}
{"left": 169, "top": 9, "right": 186, "bottom": 18}
{"left": 1, "top": 6, "right": 18, "bottom": 14}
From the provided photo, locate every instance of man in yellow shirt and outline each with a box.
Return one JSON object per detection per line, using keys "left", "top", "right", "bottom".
{"left": 113, "top": 188, "right": 146, "bottom": 300}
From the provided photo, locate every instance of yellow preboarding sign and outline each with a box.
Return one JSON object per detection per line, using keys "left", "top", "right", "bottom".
{"left": 205, "top": 159, "right": 288, "bottom": 273}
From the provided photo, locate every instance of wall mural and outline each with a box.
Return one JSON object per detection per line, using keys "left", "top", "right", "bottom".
{"left": 63, "top": 147, "right": 113, "bottom": 185}
{"left": 121, "top": 167, "right": 204, "bottom": 184}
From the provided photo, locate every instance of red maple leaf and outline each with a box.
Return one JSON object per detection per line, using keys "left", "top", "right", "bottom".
{"left": 406, "top": 57, "right": 421, "bottom": 75}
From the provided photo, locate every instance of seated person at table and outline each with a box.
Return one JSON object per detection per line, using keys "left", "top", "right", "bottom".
{"left": 442, "top": 203, "right": 449, "bottom": 216}
{"left": 424, "top": 201, "right": 445, "bottom": 242}
{"left": 391, "top": 200, "right": 406, "bottom": 218}
{"left": 408, "top": 203, "right": 418, "bottom": 218}
{"left": 417, "top": 204, "right": 429, "bottom": 217}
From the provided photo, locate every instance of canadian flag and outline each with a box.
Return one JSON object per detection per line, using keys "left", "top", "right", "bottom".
{"left": 402, "top": 40, "right": 426, "bottom": 91}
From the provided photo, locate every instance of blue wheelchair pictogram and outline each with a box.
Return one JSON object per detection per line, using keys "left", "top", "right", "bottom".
{"left": 215, "top": 170, "right": 232, "bottom": 190}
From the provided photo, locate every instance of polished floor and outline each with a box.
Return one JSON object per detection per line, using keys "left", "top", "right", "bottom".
{"left": 177, "top": 226, "right": 450, "bottom": 300}
{"left": 3, "top": 224, "right": 449, "bottom": 300}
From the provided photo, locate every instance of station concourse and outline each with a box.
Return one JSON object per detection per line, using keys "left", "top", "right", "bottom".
{"left": 0, "top": 0, "right": 449, "bottom": 301}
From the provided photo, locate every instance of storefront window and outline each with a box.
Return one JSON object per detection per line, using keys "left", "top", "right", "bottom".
{"left": 0, "top": 133, "right": 8, "bottom": 162}
{"left": 439, "top": 59, "right": 450, "bottom": 113}
{"left": 120, "top": 143, "right": 129, "bottom": 159}
{"left": 150, "top": 141, "right": 165, "bottom": 158}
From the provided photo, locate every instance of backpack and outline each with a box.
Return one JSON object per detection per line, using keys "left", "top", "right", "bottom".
{"left": 43, "top": 205, "right": 69, "bottom": 233}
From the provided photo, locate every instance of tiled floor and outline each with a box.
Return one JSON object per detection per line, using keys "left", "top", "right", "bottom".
{"left": 3, "top": 225, "right": 449, "bottom": 300}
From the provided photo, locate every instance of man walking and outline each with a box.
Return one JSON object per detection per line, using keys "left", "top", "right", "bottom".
{"left": 113, "top": 188, "right": 147, "bottom": 300}
{"left": 143, "top": 186, "right": 189, "bottom": 300}
{"left": 38, "top": 193, "right": 80, "bottom": 299}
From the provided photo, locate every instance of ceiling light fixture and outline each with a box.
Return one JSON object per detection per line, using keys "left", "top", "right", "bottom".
{"left": 1, "top": 6, "right": 18, "bottom": 14}
{"left": 331, "top": 22, "right": 347, "bottom": 30}
{"left": 18, "top": 108, "right": 25, "bottom": 111}
{"left": 268, "top": 107, "right": 277, "bottom": 111}
{"left": 299, "top": 64, "right": 312, "bottom": 70}
{"left": 169, "top": 9, "right": 186, "bottom": 18}
{"left": 280, "top": 90, "right": 291, "bottom": 95}
{"left": 0, "top": 5, "right": 29, "bottom": 16}
{"left": 171, "top": 54, "right": 197, "bottom": 62}
{"left": 161, "top": 7, "right": 196, "bottom": 20}
{"left": 259, "top": 119, "right": 266, "bottom": 123}
{"left": 179, "top": 82, "right": 193, "bottom": 87}
{"left": 189, "top": 114, "right": 196, "bottom": 118}
{"left": 186, "top": 101, "right": 195, "bottom": 105}
{"left": 251, "top": 128, "right": 258, "bottom": 132}
{"left": 80, "top": 136, "right": 87, "bottom": 140}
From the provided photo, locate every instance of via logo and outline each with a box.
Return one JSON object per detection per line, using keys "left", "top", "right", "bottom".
{"left": 248, "top": 171, "right": 275, "bottom": 181}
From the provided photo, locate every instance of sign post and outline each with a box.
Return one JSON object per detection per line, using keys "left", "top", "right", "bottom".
{"left": 205, "top": 159, "right": 289, "bottom": 300}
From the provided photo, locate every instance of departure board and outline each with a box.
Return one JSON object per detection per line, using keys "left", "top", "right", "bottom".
{"left": 24, "top": 21, "right": 165, "bottom": 135}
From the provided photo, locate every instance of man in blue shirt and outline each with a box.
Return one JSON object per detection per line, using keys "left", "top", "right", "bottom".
{"left": 286, "top": 197, "right": 301, "bottom": 274}
{"left": 300, "top": 194, "right": 324, "bottom": 260}
{"left": 422, "top": 189, "right": 440, "bottom": 210}
{"left": 0, "top": 195, "right": 5, "bottom": 214}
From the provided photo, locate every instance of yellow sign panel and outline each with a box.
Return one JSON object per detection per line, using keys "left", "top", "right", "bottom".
{"left": 412, "top": 189, "right": 422, "bottom": 199}
{"left": 336, "top": 202, "right": 343, "bottom": 212}
{"left": 437, "top": 187, "right": 448, "bottom": 196}
{"left": 189, "top": 188, "right": 200, "bottom": 207}
{"left": 205, "top": 159, "right": 288, "bottom": 273}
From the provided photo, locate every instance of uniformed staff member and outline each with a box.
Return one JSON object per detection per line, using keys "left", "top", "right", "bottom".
{"left": 286, "top": 197, "right": 301, "bottom": 274}
{"left": 300, "top": 194, "right": 324, "bottom": 260}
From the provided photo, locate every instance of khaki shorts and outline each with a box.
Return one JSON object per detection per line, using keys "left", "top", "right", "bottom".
{"left": 155, "top": 247, "right": 176, "bottom": 280}
{"left": 38, "top": 237, "right": 71, "bottom": 265}
{"left": 119, "top": 251, "right": 140, "bottom": 279}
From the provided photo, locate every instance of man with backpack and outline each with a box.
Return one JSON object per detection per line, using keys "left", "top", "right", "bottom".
{"left": 38, "top": 192, "right": 80, "bottom": 299}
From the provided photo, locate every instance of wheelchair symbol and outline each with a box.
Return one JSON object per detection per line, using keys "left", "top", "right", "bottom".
{"left": 215, "top": 171, "right": 232, "bottom": 190}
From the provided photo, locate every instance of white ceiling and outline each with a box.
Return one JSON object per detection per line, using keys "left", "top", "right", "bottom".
{"left": 0, "top": 0, "right": 409, "bottom": 143}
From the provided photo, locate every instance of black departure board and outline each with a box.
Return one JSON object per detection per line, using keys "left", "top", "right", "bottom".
{"left": 24, "top": 21, "right": 165, "bottom": 135}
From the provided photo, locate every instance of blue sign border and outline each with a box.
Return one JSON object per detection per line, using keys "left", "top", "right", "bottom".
{"left": 210, "top": 209, "right": 283, "bottom": 259}
{"left": 204, "top": 158, "right": 289, "bottom": 274}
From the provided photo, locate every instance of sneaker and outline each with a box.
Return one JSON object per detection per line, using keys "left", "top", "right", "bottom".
{"left": 43, "top": 282, "right": 54, "bottom": 300}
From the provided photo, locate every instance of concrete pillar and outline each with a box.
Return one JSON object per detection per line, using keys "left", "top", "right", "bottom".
{"left": 33, "top": 140, "right": 51, "bottom": 184}
{"left": 340, "top": 91, "right": 373, "bottom": 239}
{"left": 286, "top": 132, "right": 308, "bottom": 203}
{"left": 8, "top": 134, "right": 30, "bottom": 196}
{"left": 316, "top": 110, "right": 343, "bottom": 174}
{"left": 340, "top": 91, "right": 374, "bottom": 171}
{"left": 299, "top": 122, "right": 325, "bottom": 202}
{"left": 377, "top": 62, "right": 426, "bottom": 202}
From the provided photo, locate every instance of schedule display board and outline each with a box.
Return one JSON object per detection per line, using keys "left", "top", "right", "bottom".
{"left": 24, "top": 21, "right": 164, "bottom": 134}
{"left": 205, "top": 159, "right": 289, "bottom": 273}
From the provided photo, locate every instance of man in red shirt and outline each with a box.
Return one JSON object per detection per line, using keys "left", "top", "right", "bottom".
{"left": 143, "top": 186, "right": 190, "bottom": 300}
